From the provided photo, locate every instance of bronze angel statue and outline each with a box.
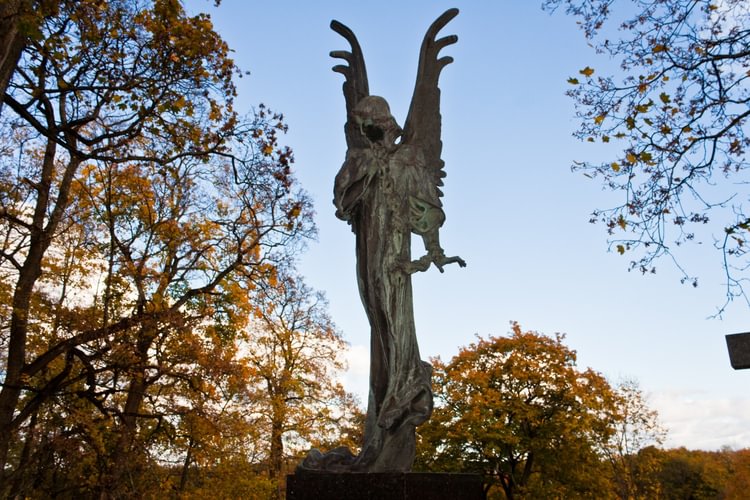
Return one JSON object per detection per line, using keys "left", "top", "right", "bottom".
{"left": 299, "top": 8, "right": 465, "bottom": 473}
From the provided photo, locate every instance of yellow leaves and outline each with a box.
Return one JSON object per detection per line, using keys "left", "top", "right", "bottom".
{"left": 659, "top": 92, "right": 671, "bottom": 104}
{"left": 626, "top": 152, "right": 638, "bottom": 164}
{"left": 652, "top": 44, "right": 668, "bottom": 53}
{"left": 634, "top": 101, "right": 652, "bottom": 114}
{"left": 423, "top": 322, "right": 621, "bottom": 488}
{"left": 638, "top": 82, "right": 649, "bottom": 93}
{"left": 287, "top": 203, "right": 302, "bottom": 219}
{"left": 617, "top": 215, "right": 627, "bottom": 230}
{"left": 262, "top": 144, "right": 274, "bottom": 156}
{"left": 579, "top": 66, "right": 595, "bottom": 77}
{"left": 611, "top": 162, "right": 621, "bottom": 172}
{"left": 173, "top": 95, "right": 187, "bottom": 110}
{"left": 208, "top": 102, "right": 222, "bottom": 121}
{"left": 616, "top": 244, "right": 626, "bottom": 255}
{"left": 594, "top": 114, "right": 606, "bottom": 125}
{"left": 567, "top": 77, "right": 580, "bottom": 85}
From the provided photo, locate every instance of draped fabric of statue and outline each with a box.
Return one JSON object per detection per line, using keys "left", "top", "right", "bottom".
{"left": 298, "top": 9, "right": 464, "bottom": 473}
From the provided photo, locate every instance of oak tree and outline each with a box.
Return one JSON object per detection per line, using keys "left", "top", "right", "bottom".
{"left": 416, "top": 322, "right": 619, "bottom": 499}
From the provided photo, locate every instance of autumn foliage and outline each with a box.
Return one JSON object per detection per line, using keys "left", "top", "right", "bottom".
{"left": 3, "top": 1, "right": 750, "bottom": 498}
{"left": 0, "top": 1, "right": 358, "bottom": 497}
{"left": 416, "top": 323, "right": 619, "bottom": 498}
{"left": 415, "top": 323, "right": 750, "bottom": 499}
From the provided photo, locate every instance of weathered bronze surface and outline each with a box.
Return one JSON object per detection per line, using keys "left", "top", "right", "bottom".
{"left": 299, "top": 8, "right": 464, "bottom": 473}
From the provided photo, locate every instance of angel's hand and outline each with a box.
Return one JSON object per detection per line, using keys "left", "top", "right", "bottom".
{"left": 435, "top": 255, "right": 467, "bottom": 273}
{"left": 430, "top": 250, "right": 466, "bottom": 273}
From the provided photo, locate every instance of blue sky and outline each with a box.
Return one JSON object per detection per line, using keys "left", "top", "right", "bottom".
{"left": 186, "top": 0, "right": 750, "bottom": 450}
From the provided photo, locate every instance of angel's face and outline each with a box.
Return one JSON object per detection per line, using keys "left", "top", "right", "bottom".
{"left": 353, "top": 96, "right": 402, "bottom": 146}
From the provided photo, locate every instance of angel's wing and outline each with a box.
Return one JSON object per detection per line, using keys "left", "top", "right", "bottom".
{"left": 330, "top": 20, "right": 370, "bottom": 150}
{"left": 402, "top": 8, "right": 459, "bottom": 195}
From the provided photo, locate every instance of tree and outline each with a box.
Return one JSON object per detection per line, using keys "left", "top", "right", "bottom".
{"left": 244, "top": 272, "right": 361, "bottom": 498}
{"left": 0, "top": 0, "right": 312, "bottom": 494}
{"left": 416, "top": 322, "right": 619, "bottom": 499}
{"left": 657, "top": 448, "right": 727, "bottom": 499}
{"left": 544, "top": 0, "right": 750, "bottom": 311}
{"left": 0, "top": 0, "right": 35, "bottom": 114}
{"left": 603, "top": 379, "right": 667, "bottom": 499}
{"left": 613, "top": 446, "right": 750, "bottom": 499}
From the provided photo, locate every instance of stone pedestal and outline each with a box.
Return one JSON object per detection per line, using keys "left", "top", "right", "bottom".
{"left": 286, "top": 472, "right": 483, "bottom": 500}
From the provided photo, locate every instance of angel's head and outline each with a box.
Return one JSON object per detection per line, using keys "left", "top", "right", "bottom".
{"left": 353, "top": 96, "right": 402, "bottom": 146}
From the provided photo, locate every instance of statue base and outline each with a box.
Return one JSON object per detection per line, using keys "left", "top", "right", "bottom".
{"left": 286, "top": 472, "right": 483, "bottom": 499}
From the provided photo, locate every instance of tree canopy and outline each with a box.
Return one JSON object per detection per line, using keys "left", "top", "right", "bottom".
{"left": 413, "top": 322, "right": 750, "bottom": 499}
{"left": 545, "top": 0, "right": 750, "bottom": 311}
{"left": 0, "top": 0, "right": 359, "bottom": 496}
{"left": 416, "top": 323, "right": 621, "bottom": 499}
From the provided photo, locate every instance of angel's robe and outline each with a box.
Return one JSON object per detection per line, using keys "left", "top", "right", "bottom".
{"left": 333, "top": 141, "right": 444, "bottom": 471}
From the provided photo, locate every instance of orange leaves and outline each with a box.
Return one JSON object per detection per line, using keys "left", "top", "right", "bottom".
{"left": 0, "top": 0, "right": 319, "bottom": 495}
{"left": 579, "top": 66, "right": 595, "bottom": 77}
{"left": 420, "top": 322, "right": 620, "bottom": 497}
{"left": 568, "top": 66, "right": 594, "bottom": 85}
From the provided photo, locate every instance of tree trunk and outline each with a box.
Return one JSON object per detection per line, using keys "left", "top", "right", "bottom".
{"left": 0, "top": 150, "right": 79, "bottom": 474}
{"left": 104, "top": 331, "right": 154, "bottom": 497}
{"left": 0, "top": 0, "right": 31, "bottom": 117}
{"left": 179, "top": 441, "right": 194, "bottom": 492}
{"left": 269, "top": 409, "right": 285, "bottom": 500}
{"left": 0, "top": 261, "right": 42, "bottom": 472}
